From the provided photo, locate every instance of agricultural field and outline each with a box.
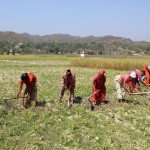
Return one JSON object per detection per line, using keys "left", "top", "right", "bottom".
{"left": 0, "top": 55, "right": 150, "bottom": 150}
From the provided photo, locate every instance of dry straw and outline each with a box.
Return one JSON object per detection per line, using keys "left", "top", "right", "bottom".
{"left": 70, "top": 58, "right": 150, "bottom": 71}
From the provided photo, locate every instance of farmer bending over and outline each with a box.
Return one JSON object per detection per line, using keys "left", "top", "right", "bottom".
{"left": 16, "top": 73, "right": 37, "bottom": 108}
{"left": 114, "top": 71, "right": 140, "bottom": 103}
{"left": 92, "top": 68, "right": 108, "bottom": 105}
{"left": 143, "top": 65, "right": 150, "bottom": 85}
{"left": 127, "top": 69, "right": 146, "bottom": 92}
{"left": 59, "top": 69, "right": 76, "bottom": 107}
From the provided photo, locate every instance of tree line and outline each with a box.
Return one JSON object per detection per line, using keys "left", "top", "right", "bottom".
{"left": 0, "top": 40, "right": 150, "bottom": 55}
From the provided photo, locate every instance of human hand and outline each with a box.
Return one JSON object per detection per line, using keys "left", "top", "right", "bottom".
{"left": 16, "top": 94, "right": 19, "bottom": 98}
{"left": 128, "top": 91, "right": 131, "bottom": 95}
{"left": 24, "top": 93, "right": 29, "bottom": 98}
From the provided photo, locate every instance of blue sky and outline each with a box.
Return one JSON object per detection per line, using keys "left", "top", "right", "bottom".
{"left": 0, "top": 0, "right": 150, "bottom": 41}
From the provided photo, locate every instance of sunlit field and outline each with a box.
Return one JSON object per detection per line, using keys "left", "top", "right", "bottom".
{"left": 71, "top": 57, "right": 150, "bottom": 70}
{"left": 0, "top": 55, "right": 150, "bottom": 150}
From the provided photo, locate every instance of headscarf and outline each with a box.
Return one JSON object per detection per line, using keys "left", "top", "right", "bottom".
{"left": 99, "top": 68, "right": 105, "bottom": 76}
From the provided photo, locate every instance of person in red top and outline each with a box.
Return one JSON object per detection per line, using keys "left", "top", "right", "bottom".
{"left": 92, "top": 68, "right": 108, "bottom": 105}
{"left": 59, "top": 69, "right": 76, "bottom": 107}
{"left": 16, "top": 73, "right": 37, "bottom": 108}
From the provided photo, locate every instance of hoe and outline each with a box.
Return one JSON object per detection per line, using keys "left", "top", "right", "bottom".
{"left": 86, "top": 90, "right": 100, "bottom": 111}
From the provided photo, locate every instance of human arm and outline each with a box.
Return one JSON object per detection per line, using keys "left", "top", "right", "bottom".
{"left": 93, "top": 82, "right": 96, "bottom": 91}
{"left": 16, "top": 86, "right": 22, "bottom": 98}
{"left": 123, "top": 78, "right": 133, "bottom": 94}
{"left": 133, "top": 87, "right": 140, "bottom": 93}
{"left": 92, "top": 74, "right": 100, "bottom": 91}
{"left": 16, "top": 80, "right": 23, "bottom": 98}
{"left": 139, "top": 78, "right": 146, "bottom": 86}
{"left": 124, "top": 84, "right": 131, "bottom": 94}
{"left": 16, "top": 85, "right": 29, "bottom": 98}
{"left": 72, "top": 74, "right": 76, "bottom": 88}
{"left": 92, "top": 81, "right": 101, "bottom": 93}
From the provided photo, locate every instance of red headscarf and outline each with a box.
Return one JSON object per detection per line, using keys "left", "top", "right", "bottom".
{"left": 99, "top": 68, "right": 105, "bottom": 75}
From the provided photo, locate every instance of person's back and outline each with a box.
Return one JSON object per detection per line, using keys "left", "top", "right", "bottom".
{"left": 20, "top": 73, "right": 37, "bottom": 88}
{"left": 114, "top": 72, "right": 139, "bottom": 102}
{"left": 17, "top": 72, "right": 37, "bottom": 108}
{"left": 63, "top": 69, "right": 75, "bottom": 88}
{"left": 143, "top": 66, "right": 150, "bottom": 84}
{"left": 92, "top": 68, "right": 107, "bottom": 105}
{"left": 59, "top": 69, "right": 76, "bottom": 107}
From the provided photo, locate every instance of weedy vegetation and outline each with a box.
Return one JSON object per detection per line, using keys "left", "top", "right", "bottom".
{"left": 0, "top": 55, "right": 150, "bottom": 150}
{"left": 70, "top": 57, "right": 150, "bottom": 70}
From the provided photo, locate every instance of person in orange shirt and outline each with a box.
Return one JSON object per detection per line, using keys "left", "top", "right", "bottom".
{"left": 59, "top": 69, "right": 76, "bottom": 107}
{"left": 16, "top": 73, "right": 37, "bottom": 108}
{"left": 143, "top": 66, "right": 150, "bottom": 85}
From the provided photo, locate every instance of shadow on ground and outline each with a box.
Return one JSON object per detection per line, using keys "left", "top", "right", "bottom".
{"left": 73, "top": 96, "right": 82, "bottom": 104}
{"left": 37, "top": 101, "right": 46, "bottom": 107}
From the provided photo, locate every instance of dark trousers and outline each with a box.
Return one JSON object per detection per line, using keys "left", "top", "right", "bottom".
{"left": 59, "top": 86, "right": 74, "bottom": 101}
{"left": 23, "top": 84, "right": 37, "bottom": 108}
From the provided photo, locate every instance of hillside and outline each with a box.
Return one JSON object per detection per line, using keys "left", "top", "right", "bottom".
{"left": 0, "top": 31, "right": 145, "bottom": 43}
{"left": 0, "top": 31, "right": 150, "bottom": 55}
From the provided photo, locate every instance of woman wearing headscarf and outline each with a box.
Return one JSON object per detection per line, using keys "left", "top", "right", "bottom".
{"left": 143, "top": 65, "right": 150, "bottom": 85}
{"left": 92, "top": 68, "right": 107, "bottom": 105}
{"left": 127, "top": 69, "right": 146, "bottom": 92}
{"left": 59, "top": 69, "right": 76, "bottom": 107}
{"left": 114, "top": 71, "right": 140, "bottom": 103}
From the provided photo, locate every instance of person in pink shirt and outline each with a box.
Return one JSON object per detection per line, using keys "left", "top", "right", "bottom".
{"left": 92, "top": 68, "right": 107, "bottom": 105}
{"left": 59, "top": 69, "right": 76, "bottom": 107}
{"left": 127, "top": 69, "right": 146, "bottom": 92}
{"left": 114, "top": 72, "right": 140, "bottom": 103}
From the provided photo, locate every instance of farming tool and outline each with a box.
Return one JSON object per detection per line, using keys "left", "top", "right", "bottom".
{"left": 86, "top": 90, "right": 100, "bottom": 111}
{"left": 129, "top": 91, "right": 149, "bottom": 96}
{"left": 2, "top": 96, "right": 27, "bottom": 109}
{"left": 3, "top": 96, "right": 28, "bottom": 106}
{"left": 3, "top": 96, "right": 27, "bottom": 101}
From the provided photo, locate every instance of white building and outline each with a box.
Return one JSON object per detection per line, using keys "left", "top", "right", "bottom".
{"left": 80, "top": 51, "right": 85, "bottom": 57}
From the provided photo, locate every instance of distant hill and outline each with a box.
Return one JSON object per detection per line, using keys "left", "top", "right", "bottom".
{"left": 0, "top": 31, "right": 150, "bottom": 55}
{"left": 0, "top": 31, "right": 147, "bottom": 44}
